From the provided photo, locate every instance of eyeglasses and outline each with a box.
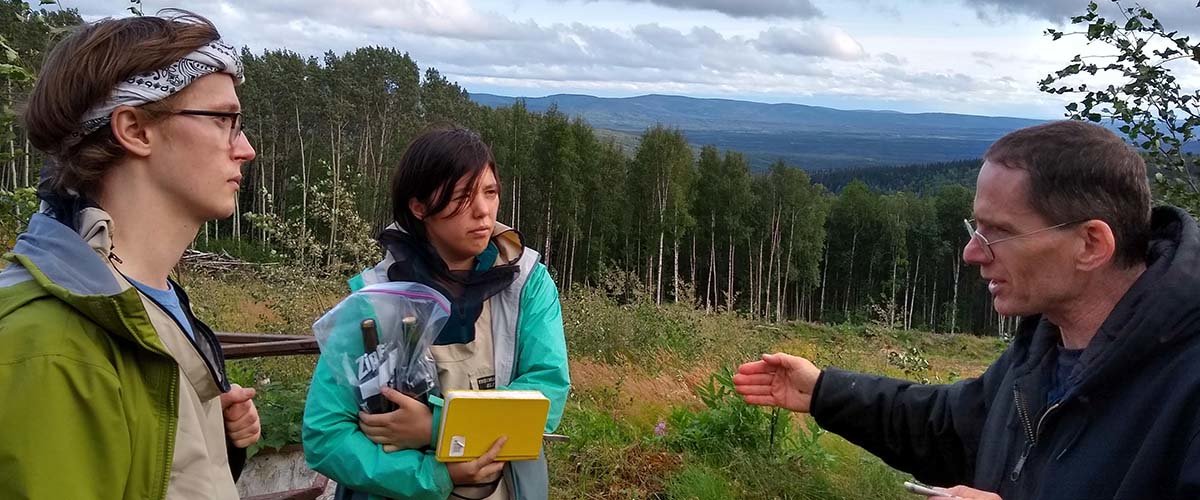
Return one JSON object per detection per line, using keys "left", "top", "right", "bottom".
{"left": 963, "top": 218, "right": 1087, "bottom": 263}
{"left": 172, "top": 109, "right": 244, "bottom": 146}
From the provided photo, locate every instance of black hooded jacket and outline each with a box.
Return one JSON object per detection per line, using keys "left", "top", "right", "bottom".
{"left": 811, "top": 206, "right": 1200, "bottom": 499}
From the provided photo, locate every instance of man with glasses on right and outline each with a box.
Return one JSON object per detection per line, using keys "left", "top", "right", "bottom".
{"left": 734, "top": 120, "right": 1200, "bottom": 499}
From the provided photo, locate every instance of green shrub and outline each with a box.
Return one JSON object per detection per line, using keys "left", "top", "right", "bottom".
{"left": 0, "top": 187, "right": 37, "bottom": 252}
{"left": 666, "top": 367, "right": 793, "bottom": 458}
{"left": 246, "top": 381, "right": 308, "bottom": 457}
{"left": 226, "top": 358, "right": 313, "bottom": 458}
{"left": 564, "top": 288, "right": 704, "bottom": 365}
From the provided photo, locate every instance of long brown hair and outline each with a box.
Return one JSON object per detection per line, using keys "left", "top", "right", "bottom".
{"left": 21, "top": 9, "right": 221, "bottom": 195}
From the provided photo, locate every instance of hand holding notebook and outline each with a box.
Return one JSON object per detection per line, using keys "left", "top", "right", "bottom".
{"left": 447, "top": 436, "right": 508, "bottom": 485}
{"left": 435, "top": 390, "right": 551, "bottom": 462}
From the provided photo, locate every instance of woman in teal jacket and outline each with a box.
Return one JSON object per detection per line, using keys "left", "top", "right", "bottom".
{"left": 303, "top": 127, "right": 570, "bottom": 500}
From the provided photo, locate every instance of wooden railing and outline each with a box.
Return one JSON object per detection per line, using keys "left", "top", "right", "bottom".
{"left": 217, "top": 332, "right": 319, "bottom": 359}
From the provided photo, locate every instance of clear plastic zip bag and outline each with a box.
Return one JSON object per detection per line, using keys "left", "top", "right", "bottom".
{"left": 312, "top": 282, "right": 450, "bottom": 413}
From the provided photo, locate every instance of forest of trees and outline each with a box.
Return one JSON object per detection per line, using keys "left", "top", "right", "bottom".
{"left": 0, "top": 0, "right": 1015, "bottom": 335}
{"left": 810, "top": 160, "right": 982, "bottom": 195}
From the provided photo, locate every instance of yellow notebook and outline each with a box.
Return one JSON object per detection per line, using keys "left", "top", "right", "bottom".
{"left": 435, "top": 390, "right": 550, "bottom": 462}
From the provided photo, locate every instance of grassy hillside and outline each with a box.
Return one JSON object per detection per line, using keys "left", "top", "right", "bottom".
{"left": 184, "top": 267, "right": 1006, "bottom": 499}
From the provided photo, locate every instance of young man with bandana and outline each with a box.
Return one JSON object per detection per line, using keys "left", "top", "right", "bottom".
{"left": 0, "top": 11, "right": 260, "bottom": 499}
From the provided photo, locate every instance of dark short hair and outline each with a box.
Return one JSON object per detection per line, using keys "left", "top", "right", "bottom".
{"left": 389, "top": 126, "right": 498, "bottom": 236}
{"left": 984, "top": 120, "right": 1151, "bottom": 268}
{"left": 21, "top": 10, "right": 221, "bottom": 195}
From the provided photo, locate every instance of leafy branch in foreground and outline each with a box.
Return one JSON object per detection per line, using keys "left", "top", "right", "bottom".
{"left": 1041, "top": 0, "right": 1200, "bottom": 213}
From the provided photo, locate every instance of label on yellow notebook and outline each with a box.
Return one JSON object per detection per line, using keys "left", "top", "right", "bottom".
{"left": 435, "top": 390, "right": 550, "bottom": 462}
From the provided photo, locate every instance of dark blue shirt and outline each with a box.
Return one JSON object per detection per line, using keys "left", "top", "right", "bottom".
{"left": 1047, "top": 344, "right": 1083, "bottom": 404}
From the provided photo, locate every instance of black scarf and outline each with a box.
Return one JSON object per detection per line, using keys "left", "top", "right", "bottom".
{"left": 378, "top": 228, "right": 520, "bottom": 346}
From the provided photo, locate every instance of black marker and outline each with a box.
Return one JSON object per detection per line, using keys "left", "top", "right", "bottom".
{"left": 361, "top": 319, "right": 394, "bottom": 413}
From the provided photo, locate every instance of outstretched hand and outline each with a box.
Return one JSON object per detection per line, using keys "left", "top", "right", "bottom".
{"left": 929, "top": 485, "right": 1002, "bottom": 499}
{"left": 732, "top": 352, "right": 822, "bottom": 413}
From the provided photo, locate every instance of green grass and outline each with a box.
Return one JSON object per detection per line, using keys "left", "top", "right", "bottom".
{"left": 181, "top": 266, "right": 1005, "bottom": 498}
{"left": 666, "top": 464, "right": 733, "bottom": 500}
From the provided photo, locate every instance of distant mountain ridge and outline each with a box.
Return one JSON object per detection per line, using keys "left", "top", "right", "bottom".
{"left": 470, "top": 93, "right": 1045, "bottom": 170}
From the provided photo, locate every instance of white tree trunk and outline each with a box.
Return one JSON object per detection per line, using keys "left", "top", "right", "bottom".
{"left": 327, "top": 125, "right": 338, "bottom": 266}
{"left": 295, "top": 105, "right": 308, "bottom": 262}
{"left": 765, "top": 207, "right": 779, "bottom": 321}
{"left": 22, "top": 136, "right": 30, "bottom": 188}
{"left": 950, "top": 255, "right": 962, "bottom": 334}
{"left": 727, "top": 236, "right": 736, "bottom": 312}
{"left": 890, "top": 241, "right": 899, "bottom": 328}
{"left": 781, "top": 210, "right": 796, "bottom": 322}
{"left": 707, "top": 214, "right": 716, "bottom": 313}
{"left": 908, "top": 251, "right": 921, "bottom": 330}
{"left": 844, "top": 230, "right": 858, "bottom": 318}
{"left": 656, "top": 227, "right": 665, "bottom": 305}
{"left": 543, "top": 180, "right": 554, "bottom": 265}
{"left": 930, "top": 277, "right": 939, "bottom": 332}
{"left": 673, "top": 232, "right": 680, "bottom": 302}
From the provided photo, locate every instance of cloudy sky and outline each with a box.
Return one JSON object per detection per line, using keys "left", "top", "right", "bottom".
{"left": 60, "top": 0, "right": 1200, "bottom": 119}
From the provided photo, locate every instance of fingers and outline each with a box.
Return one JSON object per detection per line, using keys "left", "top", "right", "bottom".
{"left": 734, "top": 384, "right": 775, "bottom": 396}
{"left": 474, "top": 436, "right": 508, "bottom": 466}
{"left": 739, "top": 353, "right": 813, "bottom": 373}
{"left": 225, "top": 402, "right": 258, "bottom": 431}
{"left": 381, "top": 387, "right": 421, "bottom": 409}
{"left": 222, "top": 386, "right": 259, "bottom": 448}
{"left": 224, "top": 400, "right": 251, "bottom": 421}
{"left": 477, "top": 460, "right": 505, "bottom": 482}
{"left": 468, "top": 438, "right": 507, "bottom": 483}
{"left": 227, "top": 409, "right": 261, "bottom": 448}
{"left": 446, "top": 437, "right": 509, "bottom": 486}
{"left": 732, "top": 373, "right": 775, "bottom": 387}
{"left": 764, "top": 352, "right": 814, "bottom": 370}
{"left": 228, "top": 424, "right": 260, "bottom": 447}
{"left": 762, "top": 352, "right": 787, "bottom": 365}
{"left": 937, "top": 485, "right": 1000, "bottom": 500}
{"left": 735, "top": 360, "right": 774, "bottom": 375}
{"left": 358, "top": 420, "right": 388, "bottom": 441}
{"left": 741, "top": 395, "right": 780, "bottom": 406}
{"left": 220, "top": 384, "right": 256, "bottom": 409}
{"left": 358, "top": 409, "right": 393, "bottom": 427}
{"left": 358, "top": 393, "right": 426, "bottom": 426}
{"left": 382, "top": 444, "right": 400, "bottom": 453}
{"left": 230, "top": 433, "right": 259, "bottom": 448}
{"left": 357, "top": 411, "right": 408, "bottom": 431}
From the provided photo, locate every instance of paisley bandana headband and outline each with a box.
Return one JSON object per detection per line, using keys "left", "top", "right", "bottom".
{"left": 77, "top": 38, "right": 244, "bottom": 136}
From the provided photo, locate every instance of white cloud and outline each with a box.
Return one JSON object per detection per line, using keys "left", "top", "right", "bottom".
{"left": 755, "top": 26, "right": 865, "bottom": 60}
{"left": 552, "top": 0, "right": 823, "bottom": 20}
